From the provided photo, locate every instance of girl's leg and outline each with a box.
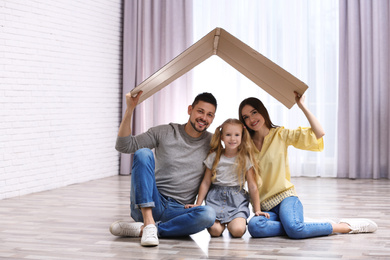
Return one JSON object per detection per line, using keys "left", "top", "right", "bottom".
{"left": 227, "top": 217, "right": 247, "bottom": 238}
{"left": 247, "top": 211, "right": 286, "bottom": 238}
{"left": 278, "top": 196, "right": 333, "bottom": 239}
{"left": 208, "top": 220, "right": 226, "bottom": 237}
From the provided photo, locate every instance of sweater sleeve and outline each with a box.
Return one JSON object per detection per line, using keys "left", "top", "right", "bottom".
{"left": 115, "top": 125, "right": 168, "bottom": 154}
{"left": 279, "top": 127, "right": 324, "bottom": 152}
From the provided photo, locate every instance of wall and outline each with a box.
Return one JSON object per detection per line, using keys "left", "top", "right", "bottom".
{"left": 0, "top": 0, "right": 123, "bottom": 199}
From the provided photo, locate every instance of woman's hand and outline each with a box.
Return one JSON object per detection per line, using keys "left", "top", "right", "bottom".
{"left": 255, "top": 211, "right": 270, "bottom": 219}
{"left": 294, "top": 91, "right": 306, "bottom": 109}
{"left": 293, "top": 91, "right": 325, "bottom": 139}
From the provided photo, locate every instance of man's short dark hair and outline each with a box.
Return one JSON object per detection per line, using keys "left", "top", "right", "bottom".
{"left": 191, "top": 92, "right": 217, "bottom": 111}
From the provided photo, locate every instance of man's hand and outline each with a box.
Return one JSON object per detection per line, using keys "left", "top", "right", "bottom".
{"left": 126, "top": 91, "right": 143, "bottom": 112}
{"left": 118, "top": 91, "right": 143, "bottom": 137}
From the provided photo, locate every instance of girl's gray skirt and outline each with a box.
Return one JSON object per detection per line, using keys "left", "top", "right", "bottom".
{"left": 205, "top": 185, "right": 250, "bottom": 224}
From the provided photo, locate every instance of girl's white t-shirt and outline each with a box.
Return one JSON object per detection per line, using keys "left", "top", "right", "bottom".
{"left": 204, "top": 152, "right": 252, "bottom": 186}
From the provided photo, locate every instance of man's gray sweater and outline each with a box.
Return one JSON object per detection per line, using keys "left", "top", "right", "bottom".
{"left": 115, "top": 123, "right": 212, "bottom": 205}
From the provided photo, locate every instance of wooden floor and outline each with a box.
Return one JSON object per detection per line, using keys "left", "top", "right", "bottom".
{"left": 1, "top": 176, "right": 389, "bottom": 260}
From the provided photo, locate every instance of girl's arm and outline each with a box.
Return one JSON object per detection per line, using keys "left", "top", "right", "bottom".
{"left": 294, "top": 91, "right": 325, "bottom": 139}
{"left": 246, "top": 168, "right": 270, "bottom": 218}
{"left": 185, "top": 167, "right": 213, "bottom": 208}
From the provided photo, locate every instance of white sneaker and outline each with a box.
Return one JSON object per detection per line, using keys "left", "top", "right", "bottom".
{"left": 339, "top": 218, "right": 378, "bottom": 234}
{"left": 109, "top": 221, "right": 143, "bottom": 237}
{"left": 141, "top": 224, "right": 159, "bottom": 246}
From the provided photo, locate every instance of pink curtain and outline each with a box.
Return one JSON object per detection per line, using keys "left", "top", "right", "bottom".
{"left": 338, "top": 0, "right": 390, "bottom": 178}
{"left": 120, "top": 0, "right": 193, "bottom": 175}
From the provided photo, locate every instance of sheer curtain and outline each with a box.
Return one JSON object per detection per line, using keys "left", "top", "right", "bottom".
{"left": 121, "top": 0, "right": 193, "bottom": 175}
{"left": 338, "top": 0, "right": 390, "bottom": 179}
{"left": 191, "top": 0, "right": 339, "bottom": 177}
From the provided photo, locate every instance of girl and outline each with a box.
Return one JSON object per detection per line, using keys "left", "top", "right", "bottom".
{"left": 185, "top": 118, "right": 270, "bottom": 238}
{"left": 238, "top": 92, "right": 378, "bottom": 239}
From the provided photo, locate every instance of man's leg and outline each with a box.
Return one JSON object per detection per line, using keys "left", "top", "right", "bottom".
{"left": 130, "top": 148, "right": 164, "bottom": 222}
{"left": 111, "top": 148, "right": 163, "bottom": 246}
{"left": 156, "top": 198, "right": 216, "bottom": 237}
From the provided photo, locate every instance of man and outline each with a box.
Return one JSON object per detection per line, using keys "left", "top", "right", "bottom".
{"left": 110, "top": 91, "right": 218, "bottom": 246}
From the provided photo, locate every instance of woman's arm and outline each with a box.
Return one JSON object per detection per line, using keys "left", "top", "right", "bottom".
{"left": 185, "top": 167, "right": 212, "bottom": 208}
{"left": 294, "top": 91, "right": 325, "bottom": 139}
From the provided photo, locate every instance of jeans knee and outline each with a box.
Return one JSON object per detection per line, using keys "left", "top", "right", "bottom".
{"left": 132, "top": 148, "right": 155, "bottom": 174}
{"left": 248, "top": 216, "right": 268, "bottom": 237}
{"left": 199, "top": 206, "right": 216, "bottom": 227}
{"left": 134, "top": 148, "right": 154, "bottom": 162}
{"left": 284, "top": 222, "right": 305, "bottom": 239}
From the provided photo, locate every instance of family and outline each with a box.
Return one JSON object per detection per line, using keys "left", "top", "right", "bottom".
{"left": 110, "top": 91, "right": 377, "bottom": 246}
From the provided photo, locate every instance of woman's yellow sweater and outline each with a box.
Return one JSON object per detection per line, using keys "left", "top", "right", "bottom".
{"left": 256, "top": 126, "right": 324, "bottom": 211}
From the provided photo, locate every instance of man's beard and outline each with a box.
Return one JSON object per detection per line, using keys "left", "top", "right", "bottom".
{"left": 190, "top": 120, "right": 207, "bottom": 133}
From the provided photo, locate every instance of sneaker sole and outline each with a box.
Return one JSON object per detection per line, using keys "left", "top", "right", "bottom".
{"left": 141, "top": 240, "right": 159, "bottom": 246}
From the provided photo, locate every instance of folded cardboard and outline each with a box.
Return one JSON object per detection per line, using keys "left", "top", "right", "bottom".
{"left": 130, "top": 27, "right": 308, "bottom": 109}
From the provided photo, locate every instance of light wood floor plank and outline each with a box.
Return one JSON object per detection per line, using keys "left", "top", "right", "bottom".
{"left": 1, "top": 176, "right": 389, "bottom": 259}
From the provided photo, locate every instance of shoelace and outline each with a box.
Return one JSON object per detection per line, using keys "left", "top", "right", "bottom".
{"left": 351, "top": 224, "right": 369, "bottom": 233}
{"left": 143, "top": 226, "right": 157, "bottom": 240}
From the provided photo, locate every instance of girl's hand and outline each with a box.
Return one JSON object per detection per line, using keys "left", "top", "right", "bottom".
{"left": 255, "top": 211, "right": 270, "bottom": 219}
{"left": 184, "top": 204, "right": 198, "bottom": 209}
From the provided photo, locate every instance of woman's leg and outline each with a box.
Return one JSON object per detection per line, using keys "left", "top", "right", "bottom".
{"left": 227, "top": 217, "right": 247, "bottom": 238}
{"left": 278, "top": 196, "right": 333, "bottom": 239}
{"left": 248, "top": 211, "right": 286, "bottom": 238}
{"left": 331, "top": 223, "right": 352, "bottom": 233}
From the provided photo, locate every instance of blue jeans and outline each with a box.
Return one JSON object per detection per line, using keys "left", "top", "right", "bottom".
{"left": 248, "top": 196, "right": 333, "bottom": 239}
{"left": 130, "top": 148, "right": 216, "bottom": 237}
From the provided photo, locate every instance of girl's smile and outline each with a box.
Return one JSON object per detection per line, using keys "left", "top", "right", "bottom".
{"left": 221, "top": 123, "right": 242, "bottom": 156}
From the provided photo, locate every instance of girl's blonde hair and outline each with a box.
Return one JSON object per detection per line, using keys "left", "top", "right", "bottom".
{"left": 209, "top": 118, "right": 262, "bottom": 189}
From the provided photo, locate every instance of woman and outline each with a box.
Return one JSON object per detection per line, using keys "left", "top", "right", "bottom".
{"left": 238, "top": 92, "right": 377, "bottom": 239}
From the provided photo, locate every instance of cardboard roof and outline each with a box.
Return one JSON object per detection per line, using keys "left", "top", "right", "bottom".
{"left": 130, "top": 27, "right": 308, "bottom": 109}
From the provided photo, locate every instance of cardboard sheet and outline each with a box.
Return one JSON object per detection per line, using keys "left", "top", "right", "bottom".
{"left": 130, "top": 27, "right": 308, "bottom": 109}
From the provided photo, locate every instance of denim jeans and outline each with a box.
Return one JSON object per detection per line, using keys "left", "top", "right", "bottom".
{"left": 130, "top": 148, "right": 216, "bottom": 237}
{"left": 248, "top": 196, "right": 333, "bottom": 239}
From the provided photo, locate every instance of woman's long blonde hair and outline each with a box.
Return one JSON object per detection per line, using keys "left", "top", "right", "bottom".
{"left": 209, "top": 118, "right": 262, "bottom": 189}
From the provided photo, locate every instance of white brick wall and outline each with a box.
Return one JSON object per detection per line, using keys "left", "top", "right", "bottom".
{"left": 0, "top": 0, "right": 123, "bottom": 199}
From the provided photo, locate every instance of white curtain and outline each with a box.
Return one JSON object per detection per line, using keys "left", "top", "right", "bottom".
{"left": 191, "top": 0, "right": 339, "bottom": 177}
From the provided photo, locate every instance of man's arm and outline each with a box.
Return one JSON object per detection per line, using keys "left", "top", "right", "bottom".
{"left": 118, "top": 91, "right": 143, "bottom": 137}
